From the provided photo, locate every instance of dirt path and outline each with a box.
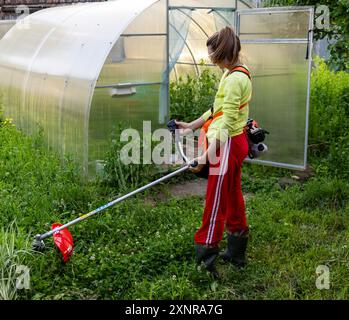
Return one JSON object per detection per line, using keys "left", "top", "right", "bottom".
{"left": 168, "top": 178, "right": 208, "bottom": 198}
{"left": 145, "top": 178, "right": 253, "bottom": 205}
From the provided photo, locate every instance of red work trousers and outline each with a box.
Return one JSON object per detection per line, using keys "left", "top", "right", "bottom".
{"left": 194, "top": 132, "right": 249, "bottom": 246}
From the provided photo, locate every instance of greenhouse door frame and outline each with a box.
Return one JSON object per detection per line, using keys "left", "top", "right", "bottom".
{"left": 235, "top": 6, "right": 314, "bottom": 170}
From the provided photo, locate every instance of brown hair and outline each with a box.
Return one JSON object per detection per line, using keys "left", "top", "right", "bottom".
{"left": 206, "top": 26, "right": 241, "bottom": 66}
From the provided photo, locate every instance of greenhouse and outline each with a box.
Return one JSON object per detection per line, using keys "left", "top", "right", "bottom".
{"left": 0, "top": 0, "right": 314, "bottom": 175}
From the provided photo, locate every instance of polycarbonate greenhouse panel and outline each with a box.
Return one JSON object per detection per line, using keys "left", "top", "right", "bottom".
{"left": 174, "top": 9, "right": 218, "bottom": 66}
{"left": 96, "top": 36, "right": 167, "bottom": 86}
{"left": 0, "top": 0, "right": 166, "bottom": 175}
{"left": 122, "top": 0, "right": 167, "bottom": 35}
{"left": 89, "top": 84, "right": 161, "bottom": 163}
{"left": 239, "top": 9, "right": 311, "bottom": 39}
{"left": 90, "top": 0, "right": 167, "bottom": 167}
{"left": 169, "top": 1, "right": 239, "bottom": 80}
{"left": 237, "top": 7, "right": 314, "bottom": 169}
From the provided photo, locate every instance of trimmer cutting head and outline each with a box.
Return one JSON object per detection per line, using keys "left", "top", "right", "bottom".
{"left": 51, "top": 223, "right": 74, "bottom": 263}
{"left": 32, "top": 235, "right": 45, "bottom": 252}
{"left": 32, "top": 224, "right": 74, "bottom": 263}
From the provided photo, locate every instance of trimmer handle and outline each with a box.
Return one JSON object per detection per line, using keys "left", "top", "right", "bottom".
{"left": 167, "top": 119, "right": 178, "bottom": 134}
{"left": 167, "top": 119, "right": 198, "bottom": 168}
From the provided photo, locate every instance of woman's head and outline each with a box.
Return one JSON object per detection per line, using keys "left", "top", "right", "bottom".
{"left": 207, "top": 26, "right": 241, "bottom": 69}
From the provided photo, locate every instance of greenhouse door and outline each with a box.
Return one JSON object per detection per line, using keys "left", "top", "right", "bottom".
{"left": 236, "top": 7, "right": 314, "bottom": 170}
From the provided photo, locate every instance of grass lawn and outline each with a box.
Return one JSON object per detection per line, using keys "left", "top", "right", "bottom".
{"left": 1, "top": 120, "right": 348, "bottom": 300}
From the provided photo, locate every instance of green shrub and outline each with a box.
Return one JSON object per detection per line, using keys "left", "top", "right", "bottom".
{"left": 309, "top": 57, "right": 349, "bottom": 178}
{"left": 170, "top": 68, "right": 219, "bottom": 122}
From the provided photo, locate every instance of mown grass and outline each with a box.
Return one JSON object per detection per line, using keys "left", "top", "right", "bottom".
{"left": 1, "top": 117, "right": 348, "bottom": 300}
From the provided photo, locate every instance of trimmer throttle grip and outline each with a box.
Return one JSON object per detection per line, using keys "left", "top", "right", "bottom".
{"left": 167, "top": 119, "right": 178, "bottom": 134}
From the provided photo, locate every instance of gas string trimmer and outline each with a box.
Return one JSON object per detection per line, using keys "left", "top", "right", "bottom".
{"left": 32, "top": 119, "right": 269, "bottom": 261}
{"left": 32, "top": 120, "right": 197, "bottom": 262}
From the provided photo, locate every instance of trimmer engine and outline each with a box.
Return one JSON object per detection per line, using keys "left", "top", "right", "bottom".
{"left": 244, "top": 119, "right": 269, "bottom": 159}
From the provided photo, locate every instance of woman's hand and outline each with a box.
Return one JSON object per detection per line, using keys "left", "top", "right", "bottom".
{"left": 175, "top": 120, "right": 190, "bottom": 130}
{"left": 175, "top": 120, "right": 193, "bottom": 136}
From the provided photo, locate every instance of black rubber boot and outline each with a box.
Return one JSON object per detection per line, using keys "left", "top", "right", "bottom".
{"left": 220, "top": 229, "right": 249, "bottom": 268}
{"left": 194, "top": 244, "right": 220, "bottom": 279}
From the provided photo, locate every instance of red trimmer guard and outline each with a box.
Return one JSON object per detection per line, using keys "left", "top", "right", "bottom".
{"left": 52, "top": 223, "right": 74, "bottom": 263}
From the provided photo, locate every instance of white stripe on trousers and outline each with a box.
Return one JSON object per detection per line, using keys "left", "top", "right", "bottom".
{"left": 205, "top": 138, "right": 232, "bottom": 245}
{"left": 207, "top": 139, "right": 231, "bottom": 244}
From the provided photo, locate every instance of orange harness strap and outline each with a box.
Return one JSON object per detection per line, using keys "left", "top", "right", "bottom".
{"left": 198, "top": 111, "right": 222, "bottom": 153}
{"left": 198, "top": 66, "right": 251, "bottom": 153}
{"left": 227, "top": 66, "right": 251, "bottom": 80}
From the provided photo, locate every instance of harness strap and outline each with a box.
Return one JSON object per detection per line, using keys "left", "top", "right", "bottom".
{"left": 227, "top": 66, "right": 251, "bottom": 80}
{"left": 198, "top": 113, "right": 222, "bottom": 154}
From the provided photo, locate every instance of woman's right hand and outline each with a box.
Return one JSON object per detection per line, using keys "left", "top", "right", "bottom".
{"left": 175, "top": 117, "right": 205, "bottom": 135}
{"left": 175, "top": 120, "right": 191, "bottom": 130}
{"left": 175, "top": 120, "right": 192, "bottom": 135}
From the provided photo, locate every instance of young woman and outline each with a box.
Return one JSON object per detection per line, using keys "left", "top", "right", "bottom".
{"left": 176, "top": 26, "right": 252, "bottom": 278}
